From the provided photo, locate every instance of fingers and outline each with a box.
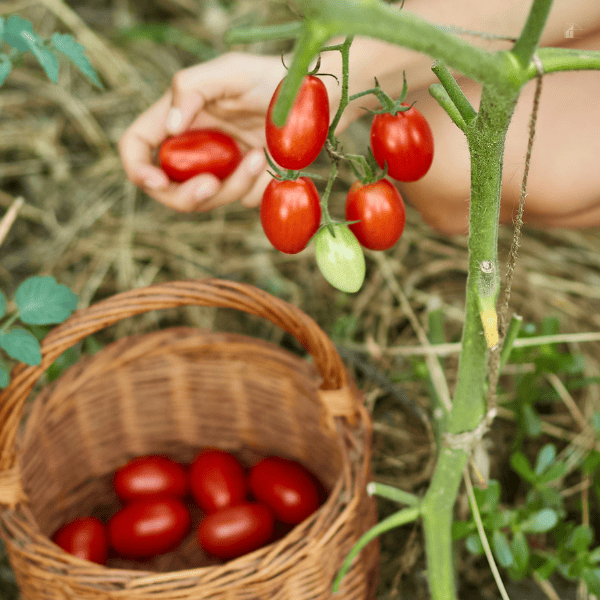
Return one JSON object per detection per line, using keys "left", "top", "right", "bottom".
{"left": 142, "top": 148, "right": 268, "bottom": 213}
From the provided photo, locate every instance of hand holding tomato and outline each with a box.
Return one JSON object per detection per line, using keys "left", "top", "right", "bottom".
{"left": 118, "top": 52, "right": 289, "bottom": 213}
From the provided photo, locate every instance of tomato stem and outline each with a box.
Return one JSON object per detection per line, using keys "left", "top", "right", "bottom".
{"left": 430, "top": 61, "right": 476, "bottom": 126}
{"left": 320, "top": 161, "right": 338, "bottom": 230}
{"left": 327, "top": 35, "right": 354, "bottom": 145}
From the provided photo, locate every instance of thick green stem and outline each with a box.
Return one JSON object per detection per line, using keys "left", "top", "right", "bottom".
{"left": 420, "top": 83, "right": 520, "bottom": 600}
{"left": 511, "top": 0, "right": 554, "bottom": 67}
{"left": 421, "top": 448, "right": 468, "bottom": 600}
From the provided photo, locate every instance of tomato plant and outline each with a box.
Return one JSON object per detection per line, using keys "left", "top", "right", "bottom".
{"left": 113, "top": 455, "right": 188, "bottom": 502}
{"left": 248, "top": 456, "right": 321, "bottom": 524}
{"left": 345, "top": 178, "right": 406, "bottom": 250}
{"left": 370, "top": 104, "right": 434, "bottom": 182}
{"left": 189, "top": 449, "right": 247, "bottom": 514}
{"left": 51, "top": 517, "right": 108, "bottom": 564}
{"left": 266, "top": 75, "right": 329, "bottom": 170}
{"left": 260, "top": 177, "right": 322, "bottom": 254}
{"left": 197, "top": 502, "right": 274, "bottom": 560}
{"left": 108, "top": 497, "right": 191, "bottom": 558}
{"left": 159, "top": 128, "right": 242, "bottom": 182}
{"left": 314, "top": 224, "right": 366, "bottom": 293}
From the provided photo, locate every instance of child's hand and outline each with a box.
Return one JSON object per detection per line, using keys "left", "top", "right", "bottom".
{"left": 118, "top": 52, "right": 287, "bottom": 212}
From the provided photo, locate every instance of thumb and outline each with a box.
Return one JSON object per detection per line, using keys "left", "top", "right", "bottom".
{"left": 165, "top": 86, "right": 206, "bottom": 136}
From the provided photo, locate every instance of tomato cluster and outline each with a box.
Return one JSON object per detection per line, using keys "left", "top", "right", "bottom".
{"left": 51, "top": 451, "right": 323, "bottom": 565}
{"left": 260, "top": 71, "right": 433, "bottom": 292}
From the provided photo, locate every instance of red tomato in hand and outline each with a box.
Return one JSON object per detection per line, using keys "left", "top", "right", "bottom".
{"left": 189, "top": 449, "right": 247, "bottom": 514}
{"left": 108, "top": 497, "right": 191, "bottom": 558}
{"left": 197, "top": 502, "right": 274, "bottom": 560}
{"left": 52, "top": 517, "right": 108, "bottom": 564}
{"left": 260, "top": 177, "right": 321, "bottom": 254}
{"left": 113, "top": 455, "right": 188, "bottom": 502}
{"left": 248, "top": 457, "right": 320, "bottom": 524}
{"left": 345, "top": 179, "right": 406, "bottom": 250}
{"left": 159, "top": 128, "right": 242, "bottom": 182}
{"left": 370, "top": 104, "right": 434, "bottom": 182}
{"left": 266, "top": 75, "right": 329, "bottom": 170}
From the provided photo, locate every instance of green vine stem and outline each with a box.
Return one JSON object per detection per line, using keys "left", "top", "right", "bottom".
{"left": 499, "top": 314, "right": 524, "bottom": 372}
{"left": 430, "top": 61, "right": 476, "bottom": 125}
{"left": 366, "top": 481, "right": 420, "bottom": 506}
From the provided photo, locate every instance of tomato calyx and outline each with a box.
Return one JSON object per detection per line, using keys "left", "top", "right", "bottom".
{"left": 344, "top": 147, "right": 389, "bottom": 186}
{"left": 350, "top": 72, "right": 414, "bottom": 117}
{"left": 263, "top": 149, "right": 324, "bottom": 182}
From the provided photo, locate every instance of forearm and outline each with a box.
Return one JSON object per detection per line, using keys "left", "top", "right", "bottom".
{"left": 319, "top": 0, "right": 600, "bottom": 130}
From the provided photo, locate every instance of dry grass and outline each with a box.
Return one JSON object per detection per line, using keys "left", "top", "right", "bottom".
{"left": 1, "top": 1, "right": 600, "bottom": 598}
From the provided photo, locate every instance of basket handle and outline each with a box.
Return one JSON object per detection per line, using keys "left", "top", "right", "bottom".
{"left": 0, "top": 279, "right": 361, "bottom": 487}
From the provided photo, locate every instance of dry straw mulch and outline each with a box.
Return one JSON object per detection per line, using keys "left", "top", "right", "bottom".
{"left": 1, "top": 1, "right": 600, "bottom": 598}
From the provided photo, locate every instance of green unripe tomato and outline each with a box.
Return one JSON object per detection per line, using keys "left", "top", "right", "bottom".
{"left": 314, "top": 224, "right": 366, "bottom": 293}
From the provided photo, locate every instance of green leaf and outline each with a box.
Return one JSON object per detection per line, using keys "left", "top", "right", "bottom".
{"left": 473, "top": 480, "right": 501, "bottom": 513}
{"left": 0, "top": 53, "right": 11, "bottom": 86}
{"left": 0, "top": 327, "right": 41, "bottom": 365}
{"left": 465, "top": 533, "right": 484, "bottom": 555}
{"left": 538, "top": 486, "right": 564, "bottom": 511}
{"left": 452, "top": 520, "right": 476, "bottom": 540}
{"left": 582, "top": 567, "right": 600, "bottom": 595}
{"left": 510, "top": 451, "right": 536, "bottom": 484}
{"left": 0, "top": 358, "right": 9, "bottom": 388}
{"left": 51, "top": 33, "right": 102, "bottom": 87}
{"left": 509, "top": 531, "right": 530, "bottom": 580}
{"left": 46, "top": 346, "right": 80, "bottom": 382}
{"left": 14, "top": 276, "right": 77, "bottom": 324}
{"left": 2, "top": 15, "right": 36, "bottom": 52}
{"left": 588, "top": 546, "right": 600, "bottom": 563}
{"left": 84, "top": 335, "right": 103, "bottom": 355}
{"left": 2, "top": 15, "right": 58, "bottom": 82}
{"left": 567, "top": 525, "right": 593, "bottom": 553}
{"left": 534, "top": 444, "right": 556, "bottom": 476}
{"left": 28, "top": 43, "right": 59, "bottom": 83}
{"left": 536, "top": 461, "right": 567, "bottom": 485}
{"left": 522, "top": 403, "right": 542, "bottom": 437}
{"left": 0, "top": 290, "right": 6, "bottom": 319}
{"left": 535, "top": 557, "right": 559, "bottom": 580}
{"left": 492, "top": 530, "right": 514, "bottom": 567}
{"left": 520, "top": 508, "right": 558, "bottom": 533}
{"left": 483, "top": 510, "right": 513, "bottom": 531}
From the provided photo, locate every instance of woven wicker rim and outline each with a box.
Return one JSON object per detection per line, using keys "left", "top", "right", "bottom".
{"left": 0, "top": 278, "right": 363, "bottom": 509}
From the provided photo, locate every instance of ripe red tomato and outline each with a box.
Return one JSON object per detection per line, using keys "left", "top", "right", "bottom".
{"left": 52, "top": 517, "right": 108, "bottom": 564}
{"left": 260, "top": 177, "right": 321, "bottom": 254}
{"left": 197, "top": 502, "right": 274, "bottom": 560}
{"left": 189, "top": 449, "right": 247, "bottom": 514}
{"left": 113, "top": 455, "right": 188, "bottom": 502}
{"left": 370, "top": 104, "right": 434, "bottom": 182}
{"left": 266, "top": 75, "right": 329, "bottom": 170}
{"left": 248, "top": 457, "right": 320, "bottom": 524}
{"left": 108, "top": 497, "right": 191, "bottom": 558}
{"left": 345, "top": 179, "right": 406, "bottom": 250}
{"left": 159, "top": 128, "right": 242, "bottom": 182}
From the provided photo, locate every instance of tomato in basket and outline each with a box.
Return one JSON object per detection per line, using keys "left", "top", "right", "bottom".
{"left": 108, "top": 497, "right": 191, "bottom": 558}
{"left": 52, "top": 516, "right": 109, "bottom": 565}
{"left": 113, "top": 455, "right": 188, "bottom": 502}
{"left": 189, "top": 449, "right": 247, "bottom": 514}
{"left": 197, "top": 502, "right": 274, "bottom": 560}
{"left": 248, "top": 456, "right": 320, "bottom": 524}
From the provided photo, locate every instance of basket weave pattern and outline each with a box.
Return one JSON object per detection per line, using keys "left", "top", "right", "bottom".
{"left": 0, "top": 279, "right": 379, "bottom": 599}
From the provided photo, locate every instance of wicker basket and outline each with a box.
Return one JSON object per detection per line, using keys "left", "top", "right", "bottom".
{"left": 0, "top": 279, "right": 379, "bottom": 599}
